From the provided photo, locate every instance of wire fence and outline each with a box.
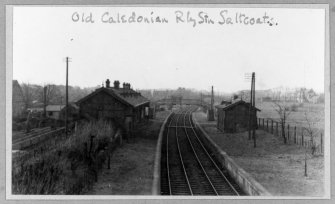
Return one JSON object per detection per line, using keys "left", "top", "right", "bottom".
{"left": 257, "top": 118, "right": 324, "bottom": 155}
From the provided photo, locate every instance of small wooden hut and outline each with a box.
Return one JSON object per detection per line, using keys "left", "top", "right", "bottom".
{"left": 216, "top": 100, "right": 260, "bottom": 133}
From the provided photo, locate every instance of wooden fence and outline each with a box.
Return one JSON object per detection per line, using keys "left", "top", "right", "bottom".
{"left": 257, "top": 118, "right": 323, "bottom": 155}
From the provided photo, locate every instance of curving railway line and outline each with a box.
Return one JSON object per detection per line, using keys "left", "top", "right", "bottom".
{"left": 160, "top": 107, "right": 245, "bottom": 196}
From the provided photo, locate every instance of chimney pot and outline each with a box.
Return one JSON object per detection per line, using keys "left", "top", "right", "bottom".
{"left": 114, "top": 80, "right": 120, "bottom": 89}
{"left": 105, "top": 79, "right": 110, "bottom": 88}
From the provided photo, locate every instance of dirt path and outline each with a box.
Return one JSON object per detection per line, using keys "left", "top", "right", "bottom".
{"left": 85, "top": 137, "right": 157, "bottom": 195}
{"left": 194, "top": 111, "right": 324, "bottom": 196}
{"left": 84, "top": 111, "right": 170, "bottom": 195}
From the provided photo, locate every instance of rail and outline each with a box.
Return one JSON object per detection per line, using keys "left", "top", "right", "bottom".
{"left": 12, "top": 127, "right": 65, "bottom": 150}
{"left": 159, "top": 107, "right": 243, "bottom": 195}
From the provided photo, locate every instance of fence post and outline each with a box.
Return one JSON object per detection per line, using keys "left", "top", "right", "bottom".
{"left": 262, "top": 118, "right": 264, "bottom": 129}
{"left": 258, "top": 118, "right": 260, "bottom": 127}
{"left": 294, "top": 126, "right": 297, "bottom": 144}
{"left": 321, "top": 132, "right": 323, "bottom": 154}
{"left": 287, "top": 124, "right": 290, "bottom": 142}
{"left": 271, "top": 120, "right": 273, "bottom": 134}
{"left": 266, "top": 120, "right": 269, "bottom": 132}
{"left": 302, "top": 131, "right": 304, "bottom": 147}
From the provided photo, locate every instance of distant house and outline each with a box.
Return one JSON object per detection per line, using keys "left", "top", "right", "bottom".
{"left": 12, "top": 80, "right": 25, "bottom": 118}
{"left": 46, "top": 105, "right": 65, "bottom": 120}
{"left": 46, "top": 104, "right": 79, "bottom": 121}
{"left": 216, "top": 100, "right": 260, "bottom": 133}
{"left": 76, "top": 79, "right": 150, "bottom": 131}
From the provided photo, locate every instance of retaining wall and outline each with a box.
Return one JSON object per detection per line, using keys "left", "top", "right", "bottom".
{"left": 192, "top": 114, "right": 271, "bottom": 196}
{"left": 152, "top": 112, "right": 172, "bottom": 195}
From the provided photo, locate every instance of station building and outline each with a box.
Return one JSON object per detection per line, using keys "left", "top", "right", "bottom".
{"left": 76, "top": 79, "right": 150, "bottom": 131}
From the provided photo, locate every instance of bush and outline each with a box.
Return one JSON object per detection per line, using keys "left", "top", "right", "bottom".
{"left": 290, "top": 104, "right": 299, "bottom": 112}
{"left": 12, "top": 120, "right": 115, "bottom": 195}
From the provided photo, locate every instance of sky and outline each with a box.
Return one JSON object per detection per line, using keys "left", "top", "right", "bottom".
{"left": 12, "top": 6, "right": 325, "bottom": 93}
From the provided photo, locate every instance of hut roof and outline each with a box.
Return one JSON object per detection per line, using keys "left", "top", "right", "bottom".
{"left": 215, "top": 100, "right": 260, "bottom": 111}
{"left": 46, "top": 105, "right": 65, "bottom": 112}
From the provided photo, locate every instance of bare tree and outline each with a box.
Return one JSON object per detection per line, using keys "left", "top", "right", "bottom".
{"left": 21, "top": 83, "right": 33, "bottom": 111}
{"left": 40, "top": 84, "right": 61, "bottom": 117}
{"left": 273, "top": 101, "right": 293, "bottom": 144}
{"left": 302, "top": 111, "right": 321, "bottom": 155}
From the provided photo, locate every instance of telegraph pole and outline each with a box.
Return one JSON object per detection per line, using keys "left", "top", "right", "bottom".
{"left": 65, "top": 57, "right": 69, "bottom": 137}
{"left": 211, "top": 86, "right": 214, "bottom": 110}
{"left": 252, "top": 73, "right": 256, "bottom": 147}
{"left": 248, "top": 74, "right": 253, "bottom": 140}
{"left": 43, "top": 86, "right": 47, "bottom": 118}
{"left": 208, "top": 86, "right": 215, "bottom": 121}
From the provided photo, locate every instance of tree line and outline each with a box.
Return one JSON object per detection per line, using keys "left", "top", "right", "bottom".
{"left": 16, "top": 81, "right": 98, "bottom": 113}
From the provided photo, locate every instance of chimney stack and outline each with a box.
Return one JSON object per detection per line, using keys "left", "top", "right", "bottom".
{"left": 106, "top": 79, "right": 110, "bottom": 88}
{"left": 114, "top": 80, "right": 120, "bottom": 89}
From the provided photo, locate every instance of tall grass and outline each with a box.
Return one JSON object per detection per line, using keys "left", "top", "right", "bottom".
{"left": 12, "top": 120, "right": 115, "bottom": 194}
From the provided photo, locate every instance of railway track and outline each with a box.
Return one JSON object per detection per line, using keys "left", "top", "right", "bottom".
{"left": 160, "top": 107, "right": 245, "bottom": 196}
{"left": 12, "top": 127, "right": 65, "bottom": 150}
{"left": 13, "top": 127, "right": 52, "bottom": 144}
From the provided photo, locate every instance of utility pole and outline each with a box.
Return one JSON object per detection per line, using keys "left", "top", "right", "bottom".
{"left": 43, "top": 86, "right": 47, "bottom": 118}
{"left": 208, "top": 86, "right": 215, "bottom": 121}
{"left": 252, "top": 72, "right": 256, "bottom": 147}
{"left": 65, "top": 57, "right": 70, "bottom": 137}
{"left": 247, "top": 72, "right": 256, "bottom": 143}
{"left": 248, "top": 74, "right": 253, "bottom": 140}
{"left": 211, "top": 86, "right": 214, "bottom": 110}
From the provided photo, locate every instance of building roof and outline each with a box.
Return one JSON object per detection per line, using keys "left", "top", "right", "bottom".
{"left": 46, "top": 105, "right": 65, "bottom": 112}
{"left": 77, "top": 87, "right": 150, "bottom": 108}
{"left": 215, "top": 100, "right": 260, "bottom": 111}
{"left": 46, "top": 103, "right": 79, "bottom": 112}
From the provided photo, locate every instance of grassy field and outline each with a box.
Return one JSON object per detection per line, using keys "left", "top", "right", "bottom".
{"left": 256, "top": 102, "right": 324, "bottom": 147}
{"left": 257, "top": 101, "right": 324, "bottom": 130}
{"left": 194, "top": 111, "right": 324, "bottom": 196}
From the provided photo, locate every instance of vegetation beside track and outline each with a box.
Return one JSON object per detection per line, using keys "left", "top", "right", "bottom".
{"left": 84, "top": 111, "right": 170, "bottom": 195}
{"left": 12, "top": 120, "right": 115, "bottom": 194}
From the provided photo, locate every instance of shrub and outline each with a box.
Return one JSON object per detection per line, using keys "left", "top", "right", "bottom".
{"left": 12, "top": 119, "right": 115, "bottom": 195}
{"left": 290, "top": 104, "right": 299, "bottom": 112}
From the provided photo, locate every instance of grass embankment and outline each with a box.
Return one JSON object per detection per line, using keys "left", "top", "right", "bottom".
{"left": 194, "top": 111, "right": 324, "bottom": 196}
{"left": 85, "top": 111, "right": 170, "bottom": 195}
{"left": 12, "top": 120, "right": 115, "bottom": 194}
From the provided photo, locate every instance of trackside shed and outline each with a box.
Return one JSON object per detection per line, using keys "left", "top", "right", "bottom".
{"left": 216, "top": 100, "right": 260, "bottom": 133}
